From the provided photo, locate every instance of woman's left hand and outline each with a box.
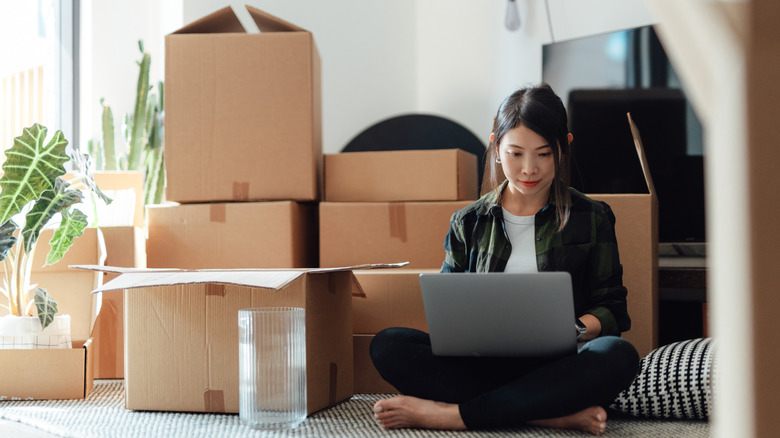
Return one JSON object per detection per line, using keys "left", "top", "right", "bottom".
{"left": 578, "top": 314, "right": 602, "bottom": 341}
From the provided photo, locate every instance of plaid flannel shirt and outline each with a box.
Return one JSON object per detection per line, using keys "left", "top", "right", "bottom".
{"left": 441, "top": 181, "right": 631, "bottom": 337}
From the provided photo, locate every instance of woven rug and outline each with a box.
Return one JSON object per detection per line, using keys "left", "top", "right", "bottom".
{"left": 0, "top": 380, "right": 710, "bottom": 437}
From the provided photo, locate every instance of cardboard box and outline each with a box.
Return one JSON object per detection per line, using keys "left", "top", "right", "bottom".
{"left": 0, "top": 228, "right": 105, "bottom": 400}
{"left": 165, "top": 6, "right": 322, "bottom": 203}
{"left": 67, "top": 170, "right": 144, "bottom": 228}
{"left": 352, "top": 269, "right": 438, "bottom": 334}
{"left": 93, "top": 171, "right": 145, "bottom": 228}
{"left": 353, "top": 334, "right": 399, "bottom": 394}
{"left": 77, "top": 264, "right": 402, "bottom": 414}
{"left": 324, "top": 149, "right": 479, "bottom": 202}
{"left": 91, "top": 226, "right": 146, "bottom": 379}
{"left": 587, "top": 115, "right": 658, "bottom": 358}
{"left": 147, "top": 201, "right": 317, "bottom": 269}
{"left": 320, "top": 201, "right": 472, "bottom": 269}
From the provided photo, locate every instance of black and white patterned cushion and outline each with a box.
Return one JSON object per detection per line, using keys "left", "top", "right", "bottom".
{"left": 610, "top": 337, "right": 717, "bottom": 419}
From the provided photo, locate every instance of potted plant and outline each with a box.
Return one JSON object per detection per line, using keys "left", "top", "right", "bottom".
{"left": 0, "top": 123, "right": 111, "bottom": 349}
{"left": 88, "top": 40, "right": 165, "bottom": 207}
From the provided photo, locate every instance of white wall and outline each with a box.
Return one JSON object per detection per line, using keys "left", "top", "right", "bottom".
{"left": 84, "top": 0, "right": 654, "bottom": 154}
{"left": 80, "top": 0, "right": 181, "bottom": 155}
{"left": 547, "top": 0, "right": 655, "bottom": 42}
{"left": 182, "top": 0, "right": 419, "bottom": 155}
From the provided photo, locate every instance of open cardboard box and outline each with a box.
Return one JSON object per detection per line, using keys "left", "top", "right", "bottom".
{"left": 73, "top": 263, "right": 405, "bottom": 414}
{"left": 165, "top": 5, "right": 322, "bottom": 203}
{"left": 586, "top": 114, "right": 658, "bottom": 357}
{"left": 0, "top": 228, "right": 106, "bottom": 400}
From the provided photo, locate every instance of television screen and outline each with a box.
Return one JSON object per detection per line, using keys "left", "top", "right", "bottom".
{"left": 543, "top": 25, "right": 706, "bottom": 245}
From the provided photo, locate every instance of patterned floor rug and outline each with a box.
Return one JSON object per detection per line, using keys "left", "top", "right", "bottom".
{"left": 0, "top": 380, "right": 710, "bottom": 437}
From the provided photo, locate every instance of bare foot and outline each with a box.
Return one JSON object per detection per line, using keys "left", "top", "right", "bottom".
{"left": 529, "top": 406, "right": 608, "bottom": 436}
{"left": 373, "top": 395, "right": 466, "bottom": 430}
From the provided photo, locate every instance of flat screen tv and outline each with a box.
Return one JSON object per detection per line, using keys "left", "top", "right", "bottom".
{"left": 543, "top": 25, "right": 706, "bottom": 249}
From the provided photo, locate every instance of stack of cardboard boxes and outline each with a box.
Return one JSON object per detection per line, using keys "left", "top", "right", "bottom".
{"left": 105, "top": 6, "right": 358, "bottom": 416}
{"left": 0, "top": 228, "right": 104, "bottom": 399}
{"left": 146, "top": 5, "right": 321, "bottom": 270}
{"left": 0, "top": 170, "right": 147, "bottom": 397}
{"left": 320, "top": 149, "right": 480, "bottom": 393}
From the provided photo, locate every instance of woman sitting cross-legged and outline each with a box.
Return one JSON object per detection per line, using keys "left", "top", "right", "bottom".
{"left": 370, "top": 83, "right": 640, "bottom": 436}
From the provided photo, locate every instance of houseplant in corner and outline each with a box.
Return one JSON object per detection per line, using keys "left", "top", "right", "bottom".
{"left": 0, "top": 124, "right": 111, "bottom": 349}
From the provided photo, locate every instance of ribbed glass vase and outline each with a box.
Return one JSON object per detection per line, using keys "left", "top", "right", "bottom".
{"left": 238, "top": 307, "right": 307, "bottom": 429}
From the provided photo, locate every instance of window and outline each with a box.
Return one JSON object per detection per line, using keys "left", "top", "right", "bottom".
{"left": 0, "top": 0, "right": 77, "bottom": 150}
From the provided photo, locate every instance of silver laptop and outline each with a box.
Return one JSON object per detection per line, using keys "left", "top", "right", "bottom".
{"left": 419, "top": 272, "right": 577, "bottom": 358}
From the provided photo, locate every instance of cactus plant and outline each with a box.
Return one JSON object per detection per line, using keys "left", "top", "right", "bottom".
{"left": 127, "top": 41, "right": 151, "bottom": 171}
{"left": 91, "top": 40, "right": 165, "bottom": 205}
{"left": 101, "top": 99, "right": 117, "bottom": 170}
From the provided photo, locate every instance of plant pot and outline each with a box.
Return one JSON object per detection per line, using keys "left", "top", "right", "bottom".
{"left": 0, "top": 314, "right": 72, "bottom": 349}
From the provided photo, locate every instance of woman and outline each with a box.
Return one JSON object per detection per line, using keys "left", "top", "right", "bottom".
{"left": 369, "top": 83, "right": 639, "bottom": 435}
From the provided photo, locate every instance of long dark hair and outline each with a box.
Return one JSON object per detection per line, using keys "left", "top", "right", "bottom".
{"left": 484, "top": 83, "right": 572, "bottom": 231}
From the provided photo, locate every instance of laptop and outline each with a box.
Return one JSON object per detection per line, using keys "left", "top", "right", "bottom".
{"left": 419, "top": 272, "right": 577, "bottom": 358}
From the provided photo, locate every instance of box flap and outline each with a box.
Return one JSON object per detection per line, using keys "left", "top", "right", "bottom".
{"left": 91, "top": 270, "right": 305, "bottom": 293}
{"left": 627, "top": 113, "right": 658, "bottom": 197}
{"left": 245, "top": 5, "right": 308, "bottom": 32}
{"left": 305, "top": 262, "right": 410, "bottom": 274}
{"left": 70, "top": 262, "right": 409, "bottom": 293}
{"left": 173, "top": 6, "right": 246, "bottom": 34}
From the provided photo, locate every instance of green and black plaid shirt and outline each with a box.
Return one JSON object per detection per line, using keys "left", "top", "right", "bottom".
{"left": 441, "top": 181, "right": 631, "bottom": 337}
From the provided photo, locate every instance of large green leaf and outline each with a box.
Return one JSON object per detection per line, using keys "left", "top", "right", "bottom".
{"left": 0, "top": 220, "right": 18, "bottom": 262}
{"left": 45, "top": 209, "right": 88, "bottom": 266}
{"left": 34, "top": 288, "right": 58, "bottom": 330}
{"left": 0, "top": 124, "right": 69, "bottom": 226}
{"left": 21, "top": 178, "right": 84, "bottom": 253}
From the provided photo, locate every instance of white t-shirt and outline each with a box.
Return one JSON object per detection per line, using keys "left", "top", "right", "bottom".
{"left": 502, "top": 208, "right": 538, "bottom": 273}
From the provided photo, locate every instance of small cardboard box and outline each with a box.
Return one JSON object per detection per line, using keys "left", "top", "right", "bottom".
{"left": 91, "top": 226, "right": 146, "bottom": 379}
{"left": 0, "top": 228, "right": 105, "bottom": 400}
{"left": 353, "top": 334, "right": 399, "bottom": 394}
{"left": 68, "top": 171, "right": 145, "bottom": 228}
{"left": 76, "top": 264, "right": 403, "bottom": 414}
{"left": 320, "top": 201, "right": 472, "bottom": 269}
{"left": 165, "top": 6, "right": 322, "bottom": 203}
{"left": 587, "top": 115, "right": 658, "bottom": 358}
{"left": 147, "top": 201, "right": 317, "bottom": 269}
{"left": 93, "top": 171, "right": 145, "bottom": 228}
{"left": 324, "top": 149, "right": 479, "bottom": 202}
{"left": 352, "top": 269, "right": 438, "bottom": 334}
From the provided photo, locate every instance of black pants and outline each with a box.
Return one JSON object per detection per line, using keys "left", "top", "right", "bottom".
{"left": 370, "top": 327, "right": 639, "bottom": 429}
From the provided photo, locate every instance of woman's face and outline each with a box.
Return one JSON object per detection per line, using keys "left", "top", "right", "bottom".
{"left": 495, "top": 124, "right": 556, "bottom": 201}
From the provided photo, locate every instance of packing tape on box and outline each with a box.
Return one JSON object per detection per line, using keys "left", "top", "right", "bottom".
{"left": 205, "top": 284, "right": 226, "bottom": 297}
{"left": 232, "top": 182, "right": 250, "bottom": 201}
{"left": 388, "top": 203, "right": 408, "bottom": 242}
{"left": 210, "top": 204, "right": 226, "bottom": 223}
{"left": 203, "top": 389, "right": 225, "bottom": 412}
